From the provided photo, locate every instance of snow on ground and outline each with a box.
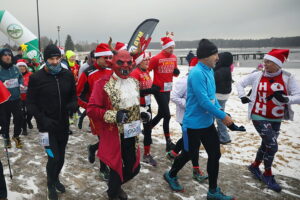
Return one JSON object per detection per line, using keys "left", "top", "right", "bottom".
{"left": 0, "top": 65, "right": 300, "bottom": 199}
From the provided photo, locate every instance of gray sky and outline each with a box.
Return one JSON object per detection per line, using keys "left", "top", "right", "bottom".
{"left": 1, "top": 0, "right": 300, "bottom": 44}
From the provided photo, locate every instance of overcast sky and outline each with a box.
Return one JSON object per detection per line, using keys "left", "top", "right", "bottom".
{"left": 1, "top": 0, "right": 300, "bottom": 44}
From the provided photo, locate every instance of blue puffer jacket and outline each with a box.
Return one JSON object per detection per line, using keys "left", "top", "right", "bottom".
{"left": 182, "top": 62, "right": 226, "bottom": 130}
{"left": 0, "top": 65, "right": 23, "bottom": 101}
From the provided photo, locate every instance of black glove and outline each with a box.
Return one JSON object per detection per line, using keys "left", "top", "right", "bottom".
{"left": 173, "top": 68, "right": 180, "bottom": 76}
{"left": 241, "top": 97, "right": 251, "bottom": 104}
{"left": 227, "top": 123, "right": 246, "bottom": 132}
{"left": 66, "top": 102, "right": 78, "bottom": 113}
{"left": 141, "top": 112, "right": 151, "bottom": 123}
{"left": 43, "top": 117, "right": 59, "bottom": 132}
{"left": 116, "top": 110, "right": 130, "bottom": 124}
{"left": 273, "top": 91, "right": 289, "bottom": 103}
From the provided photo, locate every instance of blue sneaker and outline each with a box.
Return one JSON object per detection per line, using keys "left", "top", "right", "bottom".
{"left": 163, "top": 171, "right": 184, "bottom": 192}
{"left": 261, "top": 174, "right": 282, "bottom": 192}
{"left": 207, "top": 187, "right": 235, "bottom": 200}
{"left": 193, "top": 168, "right": 208, "bottom": 183}
{"left": 248, "top": 165, "right": 262, "bottom": 180}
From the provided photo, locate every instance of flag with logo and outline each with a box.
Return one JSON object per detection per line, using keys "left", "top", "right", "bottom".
{"left": 0, "top": 10, "right": 41, "bottom": 68}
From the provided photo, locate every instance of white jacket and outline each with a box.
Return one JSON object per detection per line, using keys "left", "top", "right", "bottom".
{"left": 171, "top": 75, "right": 187, "bottom": 123}
{"left": 236, "top": 70, "right": 300, "bottom": 120}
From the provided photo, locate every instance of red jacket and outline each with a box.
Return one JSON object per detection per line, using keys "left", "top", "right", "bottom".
{"left": 189, "top": 57, "right": 198, "bottom": 67}
{"left": 148, "top": 51, "right": 178, "bottom": 92}
{"left": 130, "top": 67, "right": 152, "bottom": 106}
{"left": 87, "top": 77, "right": 140, "bottom": 181}
{"left": 76, "top": 64, "right": 113, "bottom": 109}
{"left": 20, "top": 71, "right": 32, "bottom": 101}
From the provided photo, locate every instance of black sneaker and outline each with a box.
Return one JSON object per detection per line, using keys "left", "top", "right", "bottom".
{"left": 87, "top": 145, "right": 96, "bottom": 164}
{"left": 55, "top": 180, "right": 66, "bottom": 193}
{"left": 100, "top": 166, "right": 110, "bottom": 181}
{"left": 47, "top": 184, "right": 58, "bottom": 200}
{"left": 143, "top": 154, "right": 157, "bottom": 167}
{"left": 166, "top": 140, "right": 176, "bottom": 152}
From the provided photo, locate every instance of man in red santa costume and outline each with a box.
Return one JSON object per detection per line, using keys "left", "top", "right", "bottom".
{"left": 237, "top": 49, "right": 300, "bottom": 192}
{"left": 87, "top": 49, "right": 150, "bottom": 200}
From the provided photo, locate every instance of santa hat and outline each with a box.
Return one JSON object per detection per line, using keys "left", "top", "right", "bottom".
{"left": 264, "top": 49, "right": 289, "bottom": 67}
{"left": 115, "top": 42, "right": 127, "bottom": 51}
{"left": 16, "top": 59, "right": 28, "bottom": 68}
{"left": 94, "top": 43, "right": 113, "bottom": 57}
{"left": 58, "top": 47, "right": 65, "bottom": 55}
{"left": 135, "top": 52, "right": 151, "bottom": 65}
{"left": 161, "top": 37, "right": 175, "bottom": 50}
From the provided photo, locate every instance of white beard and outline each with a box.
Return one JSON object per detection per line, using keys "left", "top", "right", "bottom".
{"left": 113, "top": 73, "right": 139, "bottom": 109}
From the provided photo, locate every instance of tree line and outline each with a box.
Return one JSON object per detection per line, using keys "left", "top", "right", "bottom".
{"left": 1, "top": 36, "right": 300, "bottom": 52}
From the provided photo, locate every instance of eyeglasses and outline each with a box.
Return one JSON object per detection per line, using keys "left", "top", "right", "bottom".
{"left": 103, "top": 56, "right": 112, "bottom": 60}
{"left": 117, "top": 60, "right": 132, "bottom": 66}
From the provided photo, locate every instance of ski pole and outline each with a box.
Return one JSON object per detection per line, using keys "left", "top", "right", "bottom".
{"left": 4, "top": 146, "right": 13, "bottom": 180}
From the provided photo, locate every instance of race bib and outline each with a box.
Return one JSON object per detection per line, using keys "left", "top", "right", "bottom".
{"left": 145, "top": 95, "right": 151, "bottom": 105}
{"left": 4, "top": 78, "right": 19, "bottom": 88}
{"left": 20, "top": 85, "right": 28, "bottom": 94}
{"left": 164, "top": 82, "right": 172, "bottom": 91}
{"left": 123, "top": 120, "right": 141, "bottom": 139}
{"left": 39, "top": 132, "right": 49, "bottom": 146}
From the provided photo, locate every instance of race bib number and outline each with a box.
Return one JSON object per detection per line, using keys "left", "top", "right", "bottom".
{"left": 123, "top": 120, "right": 141, "bottom": 139}
{"left": 164, "top": 82, "right": 172, "bottom": 91}
{"left": 39, "top": 132, "right": 49, "bottom": 146}
{"left": 4, "top": 78, "right": 19, "bottom": 88}
{"left": 145, "top": 95, "right": 151, "bottom": 105}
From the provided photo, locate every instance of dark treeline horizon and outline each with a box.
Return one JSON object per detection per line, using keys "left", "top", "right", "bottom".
{"left": 2, "top": 36, "right": 300, "bottom": 52}
{"left": 148, "top": 36, "right": 300, "bottom": 49}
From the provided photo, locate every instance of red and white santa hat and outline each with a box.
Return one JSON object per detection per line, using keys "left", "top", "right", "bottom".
{"left": 115, "top": 42, "right": 127, "bottom": 51}
{"left": 58, "top": 47, "right": 65, "bottom": 55}
{"left": 135, "top": 52, "right": 151, "bottom": 65}
{"left": 161, "top": 37, "right": 175, "bottom": 50}
{"left": 94, "top": 43, "right": 113, "bottom": 57}
{"left": 264, "top": 49, "right": 289, "bottom": 67}
{"left": 16, "top": 59, "right": 28, "bottom": 68}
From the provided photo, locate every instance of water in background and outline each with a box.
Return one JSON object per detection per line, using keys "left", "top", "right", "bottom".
{"left": 148, "top": 47, "right": 300, "bottom": 68}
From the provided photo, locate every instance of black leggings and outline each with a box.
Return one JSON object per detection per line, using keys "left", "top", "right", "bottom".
{"left": 89, "top": 136, "right": 108, "bottom": 171}
{"left": 45, "top": 132, "right": 69, "bottom": 186}
{"left": 151, "top": 92, "right": 171, "bottom": 134}
{"left": 169, "top": 124, "right": 221, "bottom": 190}
{"left": 107, "top": 137, "right": 140, "bottom": 198}
{"left": 0, "top": 99, "right": 22, "bottom": 139}
{"left": 142, "top": 105, "right": 152, "bottom": 146}
{"left": 21, "top": 100, "right": 33, "bottom": 131}
{"left": 0, "top": 160, "right": 7, "bottom": 199}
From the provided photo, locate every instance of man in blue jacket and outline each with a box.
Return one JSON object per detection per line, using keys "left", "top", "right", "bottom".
{"left": 0, "top": 48, "right": 23, "bottom": 149}
{"left": 164, "top": 39, "right": 235, "bottom": 200}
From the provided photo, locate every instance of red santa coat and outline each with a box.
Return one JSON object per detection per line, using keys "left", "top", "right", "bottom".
{"left": 0, "top": 81, "right": 11, "bottom": 104}
{"left": 87, "top": 75, "right": 141, "bottom": 181}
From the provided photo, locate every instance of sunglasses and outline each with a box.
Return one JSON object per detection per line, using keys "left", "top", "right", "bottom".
{"left": 117, "top": 60, "right": 132, "bottom": 66}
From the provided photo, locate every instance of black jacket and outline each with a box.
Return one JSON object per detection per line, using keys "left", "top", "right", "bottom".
{"left": 214, "top": 52, "right": 233, "bottom": 94}
{"left": 26, "top": 68, "right": 77, "bottom": 133}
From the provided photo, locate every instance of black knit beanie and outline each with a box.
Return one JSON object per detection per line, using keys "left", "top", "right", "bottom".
{"left": 197, "top": 39, "right": 218, "bottom": 59}
{"left": 44, "top": 44, "right": 61, "bottom": 61}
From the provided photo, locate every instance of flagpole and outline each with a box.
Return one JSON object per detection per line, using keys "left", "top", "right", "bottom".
{"left": 36, "top": 0, "right": 41, "bottom": 51}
